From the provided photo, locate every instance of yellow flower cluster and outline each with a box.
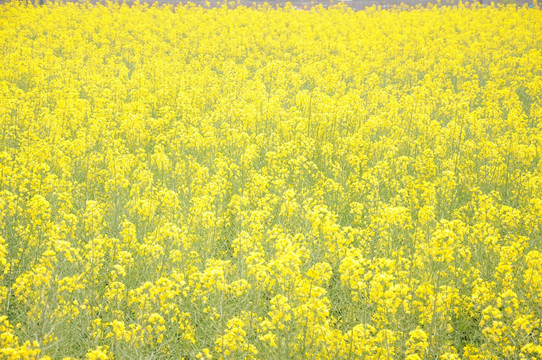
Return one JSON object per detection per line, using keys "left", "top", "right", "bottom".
{"left": 1, "top": 1, "right": 541, "bottom": 358}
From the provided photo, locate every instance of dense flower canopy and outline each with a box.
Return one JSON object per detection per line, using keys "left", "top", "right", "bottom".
{"left": 0, "top": 1, "right": 541, "bottom": 359}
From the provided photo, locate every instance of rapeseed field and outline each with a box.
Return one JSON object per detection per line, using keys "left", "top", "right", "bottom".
{"left": 0, "top": 1, "right": 541, "bottom": 358}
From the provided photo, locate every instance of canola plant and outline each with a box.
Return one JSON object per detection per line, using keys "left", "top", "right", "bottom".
{"left": 0, "top": 1, "right": 541, "bottom": 359}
